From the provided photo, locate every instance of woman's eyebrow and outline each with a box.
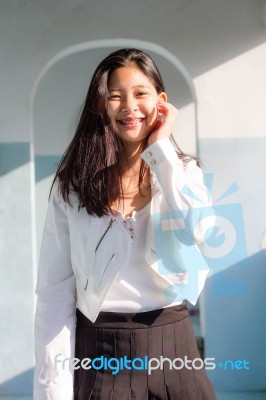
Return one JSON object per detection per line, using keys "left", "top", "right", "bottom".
{"left": 109, "top": 85, "right": 151, "bottom": 91}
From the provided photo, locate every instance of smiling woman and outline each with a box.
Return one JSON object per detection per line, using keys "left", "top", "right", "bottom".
{"left": 34, "top": 48, "right": 216, "bottom": 400}
{"left": 107, "top": 66, "right": 167, "bottom": 146}
{"left": 106, "top": 64, "right": 169, "bottom": 217}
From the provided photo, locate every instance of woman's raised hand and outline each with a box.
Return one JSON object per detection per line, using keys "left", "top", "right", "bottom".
{"left": 148, "top": 101, "right": 179, "bottom": 146}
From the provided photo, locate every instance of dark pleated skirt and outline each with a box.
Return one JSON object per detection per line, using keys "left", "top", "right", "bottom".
{"left": 74, "top": 303, "right": 216, "bottom": 400}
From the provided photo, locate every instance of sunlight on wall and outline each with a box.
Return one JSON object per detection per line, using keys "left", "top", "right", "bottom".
{"left": 195, "top": 42, "right": 266, "bottom": 139}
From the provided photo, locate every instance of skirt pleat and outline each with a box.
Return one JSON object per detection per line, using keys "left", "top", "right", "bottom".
{"left": 112, "top": 329, "right": 132, "bottom": 400}
{"left": 147, "top": 325, "right": 168, "bottom": 399}
{"left": 162, "top": 322, "right": 186, "bottom": 399}
{"left": 74, "top": 304, "right": 216, "bottom": 400}
{"left": 130, "top": 329, "right": 149, "bottom": 400}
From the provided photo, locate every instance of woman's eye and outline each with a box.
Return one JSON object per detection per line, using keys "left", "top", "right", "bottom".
{"left": 109, "top": 95, "right": 121, "bottom": 100}
{"left": 137, "top": 92, "right": 148, "bottom": 96}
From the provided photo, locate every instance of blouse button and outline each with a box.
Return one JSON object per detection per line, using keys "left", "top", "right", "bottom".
{"left": 146, "top": 151, "right": 152, "bottom": 157}
{"left": 151, "top": 159, "right": 157, "bottom": 166}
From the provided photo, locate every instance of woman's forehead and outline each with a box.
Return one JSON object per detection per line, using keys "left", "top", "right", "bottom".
{"left": 108, "top": 66, "right": 155, "bottom": 89}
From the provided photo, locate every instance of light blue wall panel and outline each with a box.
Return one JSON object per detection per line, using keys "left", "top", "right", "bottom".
{"left": 35, "top": 155, "right": 61, "bottom": 183}
{"left": 0, "top": 143, "right": 34, "bottom": 396}
{"left": 0, "top": 143, "right": 29, "bottom": 176}
{"left": 198, "top": 138, "right": 266, "bottom": 391}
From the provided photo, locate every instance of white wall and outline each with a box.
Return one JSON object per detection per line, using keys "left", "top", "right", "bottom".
{"left": 1, "top": 0, "right": 265, "bottom": 142}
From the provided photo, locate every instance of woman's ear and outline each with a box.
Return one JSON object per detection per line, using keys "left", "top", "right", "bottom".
{"left": 158, "top": 92, "right": 167, "bottom": 102}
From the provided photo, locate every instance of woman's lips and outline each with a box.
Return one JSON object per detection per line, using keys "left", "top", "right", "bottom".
{"left": 117, "top": 118, "right": 145, "bottom": 126}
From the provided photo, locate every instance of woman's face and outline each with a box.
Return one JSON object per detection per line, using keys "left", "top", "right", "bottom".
{"left": 107, "top": 65, "right": 167, "bottom": 144}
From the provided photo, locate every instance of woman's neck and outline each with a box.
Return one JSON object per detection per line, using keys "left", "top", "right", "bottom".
{"left": 118, "top": 140, "right": 145, "bottom": 176}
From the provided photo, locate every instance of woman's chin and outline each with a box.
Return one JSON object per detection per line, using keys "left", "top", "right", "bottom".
{"left": 116, "top": 125, "right": 154, "bottom": 143}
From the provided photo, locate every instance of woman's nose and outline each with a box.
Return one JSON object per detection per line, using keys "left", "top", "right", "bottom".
{"left": 121, "top": 96, "right": 139, "bottom": 113}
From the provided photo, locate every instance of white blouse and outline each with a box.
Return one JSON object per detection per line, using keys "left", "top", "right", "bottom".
{"left": 100, "top": 200, "right": 183, "bottom": 312}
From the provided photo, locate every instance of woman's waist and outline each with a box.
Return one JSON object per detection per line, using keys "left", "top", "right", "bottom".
{"left": 76, "top": 301, "right": 188, "bottom": 330}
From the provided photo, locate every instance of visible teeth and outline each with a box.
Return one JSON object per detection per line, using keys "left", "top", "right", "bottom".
{"left": 119, "top": 118, "right": 143, "bottom": 124}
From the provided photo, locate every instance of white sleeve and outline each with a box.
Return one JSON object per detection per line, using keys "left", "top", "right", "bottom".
{"left": 141, "top": 138, "right": 216, "bottom": 245}
{"left": 33, "top": 178, "right": 76, "bottom": 400}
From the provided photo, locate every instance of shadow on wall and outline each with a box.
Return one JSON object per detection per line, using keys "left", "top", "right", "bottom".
{"left": 203, "top": 250, "right": 266, "bottom": 392}
{"left": 35, "top": 155, "right": 61, "bottom": 183}
{"left": 0, "top": 368, "right": 33, "bottom": 397}
{"left": 0, "top": 143, "right": 29, "bottom": 176}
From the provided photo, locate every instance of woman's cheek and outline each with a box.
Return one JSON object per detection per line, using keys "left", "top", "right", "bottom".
{"left": 147, "top": 105, "right": 159, "bottom": 129}
{"left": 107, "top": 103, "right": 118, "bottom": 119}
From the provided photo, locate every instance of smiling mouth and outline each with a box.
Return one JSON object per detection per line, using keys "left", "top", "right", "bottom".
{"left": 117, "top": 118, "right": 145, "bottom": 126}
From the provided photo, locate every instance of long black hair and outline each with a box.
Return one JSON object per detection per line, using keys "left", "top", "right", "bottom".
{"left": 49, "top": 48, "right": 193, "bottom": 217}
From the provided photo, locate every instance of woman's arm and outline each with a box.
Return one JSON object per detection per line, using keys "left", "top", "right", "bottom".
{"left": 141, "top": 100, "right": 215, "bottom": 246}
{"left": 141, "top": 138, "right": 215, "bottom": 246}
{"left": 34, "top": 178, "right": 76, "bottom": 400}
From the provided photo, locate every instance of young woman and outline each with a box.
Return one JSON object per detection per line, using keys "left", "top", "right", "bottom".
{"left": 34, "top": 48, "right": 216, "bottom": 399}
